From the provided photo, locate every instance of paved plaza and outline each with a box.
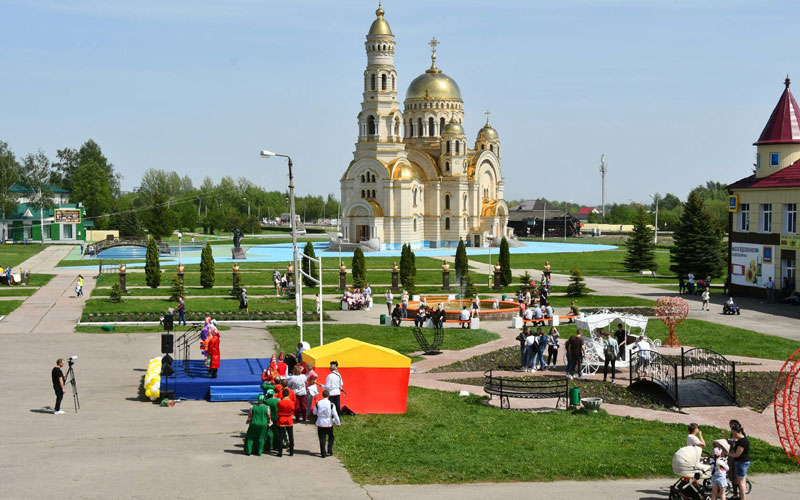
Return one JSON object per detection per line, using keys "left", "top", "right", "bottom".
{"left": 1, "top": 246, "right": 799, "bottom": 499}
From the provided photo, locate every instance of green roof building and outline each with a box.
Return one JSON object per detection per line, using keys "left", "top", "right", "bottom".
{"left": 2, "top": 185, "right": 87, "bottom": 243}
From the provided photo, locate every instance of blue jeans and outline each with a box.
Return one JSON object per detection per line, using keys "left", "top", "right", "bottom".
{"left": 565, "top": 352, "right": 573, "bottom": 376}
{"left": 178, "top": 311, "right": 186, "bottom": 325}
{"left": 524, "top": 346, "right": 535, "bottom": 368}
{"left": 519, "top": 346, "right": 525, "bottom": 368}
{"left": 401, "top": 303, "right": 408, "bottom": 318}
{"left": 536, "top": 349, "right": 547, "bottom": 369}
{"left": 735, "top": 461, "right": 750, "bottom": 478}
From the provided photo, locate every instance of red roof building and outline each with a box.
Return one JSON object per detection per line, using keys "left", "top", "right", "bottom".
{"left": 754, "top": 76, "right": 800, "bottom": 145}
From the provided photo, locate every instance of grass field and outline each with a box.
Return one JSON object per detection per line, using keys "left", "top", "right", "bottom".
{"left": 0, "top": 300, "right": 24, "bottom": 316}
{"left": 335, "top": 387, "right": 794, "bottom": 484}
{"left": 546, "top": 295, "right": 655, "bottom": 307}
{"left": 469, "top": 249, "right": 672, "bottom": 277}
{"left": 0, "top": 288, "right": 37, "bottom": 296}
{"left": 267, "top": 324, "right": 499, "bottom": 356}
{"left": 82, "top": 296, "right": 335, "bottom": 316}
{"left": 0, "top": 244, "right": 46, "bottom": 267}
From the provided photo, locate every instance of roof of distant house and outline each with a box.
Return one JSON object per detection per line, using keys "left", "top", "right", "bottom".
{"left": 755, "top": 76, "right": 800, "bottom": 145}
{"left": 10, "top": 184, "right": 69, "bottom": 194}
{"left": 728, "top": 158, "right": 800, "bottom": 190}
{"left": 577, "top": 206, "right": 596, "bottom": 215}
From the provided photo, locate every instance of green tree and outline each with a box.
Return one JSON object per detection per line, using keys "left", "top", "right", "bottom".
{"left": 145, "top": 238, "right": 161, "bottom": 288}
{"left": 498, "top": 237, "right": 512, "bottom": 286}
{"left": 566, "top": 267, "right": 588, "bottom": 297}
{"left": 169, "top": 275, "right": 185, "bottom": 301}
{"left": 0, "top": 142, "right": 20, "bottom": 224}
{"left": 115, "top": 209, "right": 145, "bottom": 237}
{"left": 49, "top": 147, "right": 79, "bottom": 191}
{"left": 624, "top": 206, "right": 657, "bottom": 272}
{"left": 71, "top": 161, "right": 112, "bottom": 228}
{"left": 144, "top": 192, "right": 175, "bottom": 240}
{"left": 400, "top": 244, "right": 416, "bottom": 292}
{"left": 399, "top": 244, "right": 410, "bottom": 288}
{"left": 302, "top": 241, "right": 318, "bottom": 288}
{"left": 78, "top": 139, "right": 120, "bottom": 196}
{"left": 670, "top": 191, "right": 726, "bottom": 279}
{"left": 109, "top": 283, "right": 123, "bottom": 303}
{"left": 463, "top": 272, "right": 478, "bottom": 298}
{"left": 454, "top": 239, "right": 468, "bottom": 281}
{"left": 20, "top": 150, "right": 54, "bottom": 239}
{"left": 200, "top": 242, "right": 215, "bottom": 288}
{"left": 352, "top": 247, "right": 367, "bottom": 288}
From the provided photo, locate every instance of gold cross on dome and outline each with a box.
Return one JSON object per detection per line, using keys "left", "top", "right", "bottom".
{"left": 429, "top": 37, "right": 439, "bottom": 55}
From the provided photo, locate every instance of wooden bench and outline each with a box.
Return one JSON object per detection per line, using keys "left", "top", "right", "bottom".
{"left": 483, "top": 369, "right": 569, "bottom": 410}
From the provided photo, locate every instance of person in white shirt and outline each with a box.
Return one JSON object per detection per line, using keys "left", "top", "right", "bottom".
{"left": 634, "top": 335, "right": 651, "bottom": 377}
{"left": 324, "top": 361, "right": 344, "bottom": 415}
{"left": 524, "top": 329, "right": 537, "bottom": 372}
{"left": 459, "top": 306, "right": 471, "bottom": 329}
{"left": 544, "top": 304, "right": 554, "bottom": 325}
{"left": 385, "top": 289, "right": 393, "bottom": 314}
{"left": 287, "top": 366, "right": 308, "bottom": 422}
{"left": 523, "top": 306, "right": 534, "bottom": 321}
{"left": 313, "top": 389, "right": 341, "bottom": 458}
{"left": 533, "top": 305, "right": 543, "bottom": 320}
{"left": 686, "top": 423, "right": 706, "bottom": 448}
{"left": 315, "top": 293, "right": 321, "bottom": 314}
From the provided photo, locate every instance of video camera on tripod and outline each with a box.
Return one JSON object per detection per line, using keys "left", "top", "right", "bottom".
{"left": 64, "top": 355, "right": 80, "bottom": 412}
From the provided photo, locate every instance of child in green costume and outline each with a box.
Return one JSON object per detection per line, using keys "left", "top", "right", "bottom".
{"left": 244, "top": 394, "right": 272, "bottom": 456}
{"left": 263, "top": 389, "right": 280, "bottom": 452}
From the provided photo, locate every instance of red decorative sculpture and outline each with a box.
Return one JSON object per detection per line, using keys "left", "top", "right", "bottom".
{"left": 775, "top": 348, "right": 800, "bottom": 467}
{"left": 653, "top": 296, "right": 689, "bottom": 347}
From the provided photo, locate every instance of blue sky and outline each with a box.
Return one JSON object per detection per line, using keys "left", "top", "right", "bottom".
{"left": 1, "top": 0, "right": 797, "bottom": 205}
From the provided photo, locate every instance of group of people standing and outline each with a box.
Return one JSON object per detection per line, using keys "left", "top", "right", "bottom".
{"left": 272, "top": 269, "right": 295, "bottom": 296}
{"left": 684, "top": 421, "right": 751, "bottom": 500}
{"left": 516, "top": 326, "right": 560, "bottom": 371}
{"left": 199, "top": 317, "right": 221, "bottom": 378}
{"left": 244, "top": 352, "right": 344, "bottom": 458}
{"left": 341, "top": 285, "right": 372, "bottom": 310}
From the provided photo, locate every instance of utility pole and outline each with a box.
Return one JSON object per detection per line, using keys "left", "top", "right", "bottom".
{"left": 599, "top": 154, "right": 607, "bottom": 218}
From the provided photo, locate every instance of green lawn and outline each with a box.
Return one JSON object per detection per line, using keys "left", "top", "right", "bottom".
{"left": 268, "top": 323, "right": 499, "bottom": 356}
{"left": 470, "top": 249, "right": 672, "bottom": 277}
{"left": 91, "top": 286, "right": 281, "bottom": 297}
{"left": 335, "top": 387, "right": 793, "bottom": 484}
{"left": 0, "top": 300, "right": 24, "bottom": 316}
{"left": 0, "top": 288, "right": 36, "bottom": 296}
{"left": 75, "top": 324, "right": 231, "bottom": 334}
{"left": 547, "top": 295, "right": 655, "bottom": 307}
{"left": 0, "top": 244, "right": 46, "bottom": 267}
{"left": 646, "top": 319, "right": 800, "bottom": 361}
{"left": 83, "top": 296, "right": 333, "bottom": 316}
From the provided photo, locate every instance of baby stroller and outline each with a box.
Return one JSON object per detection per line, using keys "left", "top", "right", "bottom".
{"left": 722, "top": 299, "right": 740, "bottom": 315}
{"left": 669, "top": 445, "right": 712, "bottom": 500}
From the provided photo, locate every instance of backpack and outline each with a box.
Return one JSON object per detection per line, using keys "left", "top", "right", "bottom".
{"left": 604, "top": 340, "right": 617, "bottom": 360}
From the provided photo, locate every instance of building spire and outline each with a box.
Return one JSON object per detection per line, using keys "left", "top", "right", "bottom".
{"left": 786, "top": 74, "right": 791, "bottom": 89}
{"left": 426, "top": 37, "right": 441, "bottom": 74}
{"left": 484, "top": 109, "right": 491, "bottom": 125}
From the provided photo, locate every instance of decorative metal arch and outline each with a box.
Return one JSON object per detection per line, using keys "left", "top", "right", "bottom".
{"left": 775, "top": 347, "right": 800, "bottom": 467}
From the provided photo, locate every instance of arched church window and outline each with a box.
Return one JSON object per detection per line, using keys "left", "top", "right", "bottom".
{"left": 417, "top": 118, "right": 423, "bottom": 138}
{"left": 445, "top": 195, "right": 450, "bottom": 210}
{"left": 463, "top": 194, "right": 468, "bottom": 210}
{"left": 445, "top": 218, "right": 450, "bottom": 230}
{"left": 429, "top": 117, "right": 435, "bottom": 137}
{"left": 413, "top": 218, "right": 417, "bottom": 232}
{"left": 361, "top": 190, "right": 365, "bottom": 198}
{"left": 361, "top": 174, "right": 365, "bottom": 183}
{"left": 368, "top": 115, "right": 376, "bottom": 135}
{"left": 445, "top": 161, "right": 450, "bottom": 172}
{"left": 490, "top": 144, "right": 494, "bottom": 152}
{"left": 372, "top": 189, "right": 376, "bottom": 198}
{"left": 446, "top": 141, "right": 451, "bottom": 154}
{"left": 372, "top": 173, "right": 376, "bottom": 182}
{"left": 455, "top": 141, "right": 460, "bottom": 154}
{"left": 371, "top": 74, "right": 376, "bottom": 91}
{"left": 483, "top": 188, "right": 488, "bottom": 198}
{"left": 392, "top": 74, "right": 395, "bottom": 90}
{"left": 381, "top": 74, "right": 387, "bottom": 91}
{"left": 481, "top": 144, "right": 485, "bottom": 150}
{"left": 439, "top": 117, "right": 445, "bottom": 135}
{"left": 413, "top": 187, "right": 418, "bottom": 207}
{"left": 394, "top": 117, "right": 400, "bottom": 137}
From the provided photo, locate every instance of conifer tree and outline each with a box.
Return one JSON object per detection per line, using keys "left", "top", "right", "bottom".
{"left": 566, "top": 267, "right": 588, "bottom": 297}
{"left": 400, "top": 244, "right": 416, "bottom": 292}
{"left": 145, "top": 237, "right": 161, "bottom": 288}
{"left": 109, "top": 283, "right": 123, "bottom": 303}
{"left": 352, "top": 247, "right": 367, "bottom": 288}
{"left": 464, "top": 272, "right": 478, "bottom": 298}
{"left": 498, "top": 237, "right": 512, "bottom": 286}
{"left": 454, "top": 239, "right": 468, "bottom": 281}
{"left": 399, "top": 244, "right": 410, "bottom": 288}
{"left": 230, "top": 271, "right": 243, "bottom": 300}
{"left": 670, "top": 191, "right": 726, "bottom": 278}
{"left": 170, "top": 275, "right": 185, "bottom": 301}
{"left": 624, "top": 206, "right": 657, "bottom": 272}
{"left": 200, "top": 242, "right": 215, "bottom": 289}
{"left": 302, "top": 241, "right": 318, "bottom": 288}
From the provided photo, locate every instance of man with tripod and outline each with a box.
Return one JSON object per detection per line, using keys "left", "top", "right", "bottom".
{"left": 52, "top": 358, "right": 66, "bottom": 414}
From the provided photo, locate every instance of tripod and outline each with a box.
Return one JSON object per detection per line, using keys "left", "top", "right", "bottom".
{"left": 64, "top": 361, "right": 80, "bottom": 413}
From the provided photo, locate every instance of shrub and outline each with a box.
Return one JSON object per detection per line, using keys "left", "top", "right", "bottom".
{"left": 200, "top": 242, "right": 215, "bottom": 288}
{"left": 352, "top": 247, "right": 367, "bottom": 288}
{"left": 566, "top": 267, "right": 589, "bottom": 297}
{"left": 145, "top": 238, "right": 161, "bottom": 288}
{"left": 169, "top": 275, "right": 185, "bottom": 301}
{"left": 109, "top": 283, "right": 123, "bottom": 303}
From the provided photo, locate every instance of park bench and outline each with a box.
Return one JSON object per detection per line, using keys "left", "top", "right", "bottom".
{"left": 483, "top": 369, "right": 569, "bottom": 410}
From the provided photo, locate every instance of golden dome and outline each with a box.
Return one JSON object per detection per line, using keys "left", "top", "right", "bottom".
{"left": 368, "top": 4, "right": 392, "bottom": 36}
{"left": 406, "top": 70, "right": 462, "bottom": 101}
{"left": 478, "top": 114, "right": 498, "bottom": 140}
{"left": 442, "top": 118, "right": 464, "bottom": 136}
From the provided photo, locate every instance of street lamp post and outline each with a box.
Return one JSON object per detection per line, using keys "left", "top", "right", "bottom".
{"left": 177, "top": 231, "right": 183, "bottom": 267}
{"left": 337, "top": 232, "right": 343, "bottom": 268}
{"left": 260, "top": 150, "right": 303, "bottom": 341}
{"left": 486, "top": 234, "right": 495, "bottom": 287}
{"left": 650, "top": 193, "right": 659, "bottom": 244}
{"left": 542, "top": 200, "right": 546, "bottom": 241}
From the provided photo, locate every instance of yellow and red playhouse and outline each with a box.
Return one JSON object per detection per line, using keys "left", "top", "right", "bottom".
{"left": 302, "top": 338, "right": 411, "bottom": 414}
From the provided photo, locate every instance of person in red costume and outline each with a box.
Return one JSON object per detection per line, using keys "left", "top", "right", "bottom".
{"left": 262, "top": 354, "right": 278, "bottom": 382}
{"left": 276, "top": 388, "right": 295, "bottom": 456}
{"left": 207, "top": 329, "right": 220, "bottom": 378}
{"left": 276, "top": 352, "right": 288, "bottom": 377}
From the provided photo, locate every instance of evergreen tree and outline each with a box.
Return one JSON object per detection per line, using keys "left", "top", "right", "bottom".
{"left": 624, "top": 206, "right": 657, "bottom": 272}
{"left": 169, "top": 275, "right": 185, "bottom": 301}
{"left": 200, "top": 242, "right": 216, "bottom": 289}
{"left": 498, "top": 237, "right": 512, "bottom": 286}
{"left": 116, "top": 209, "right": 144, "bottom": 237}
{"left": 454, "top": 239, "right": 468, "bottom": 281}
{"left": 519, "top": 270, "right": 532, "bottom": 290}
{"left": 400, "top": 244, "right": 416, "bottom": 292}
{"left": 145, "top": 237, "right": 161, "bottom": 288}
{"left": 230, "top": 272, "right": 243, "bottom": 300}
{"left": 352, "top": 247, "right": 367, "bottom": 288}
{"left": 109, "top": 283, "right": 123, "bottom": 303}
{"left": 566, "top": 267, "right": 588, "bottom": 297}
{"left": 670, "top": 191, "right": 726, "bottom": 278}
{"left": 302, "top": 241, "right": 318, "bottom": 288}
{"left": 144, "top": 192, "right": 175, "bottom": 240}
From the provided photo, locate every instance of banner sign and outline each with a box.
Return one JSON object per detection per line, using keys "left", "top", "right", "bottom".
{"left": 731, "top": 243, "right": 775, "bottom": 288}
{"left": 54, "top": 209, "right": 81, "bottom": 224}
{"left": 780, "top": 233, "right": 800, "bottom": 250}
{"left": 728, "top": 194, "right": 739, "bottom": 212}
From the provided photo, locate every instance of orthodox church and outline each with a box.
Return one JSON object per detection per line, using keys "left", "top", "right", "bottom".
{"left": 340, "top": 5, "right": 509, "bottom": 250}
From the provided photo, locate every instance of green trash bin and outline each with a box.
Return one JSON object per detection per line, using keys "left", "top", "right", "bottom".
{"left": 380, "top": 314, "right": 386, "bottom": 325}
{"left": 569, "top": 386, "right": 580, "bottom": 406}
{"left": 501, "top": 294, "right": 507, "bottom": 301}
